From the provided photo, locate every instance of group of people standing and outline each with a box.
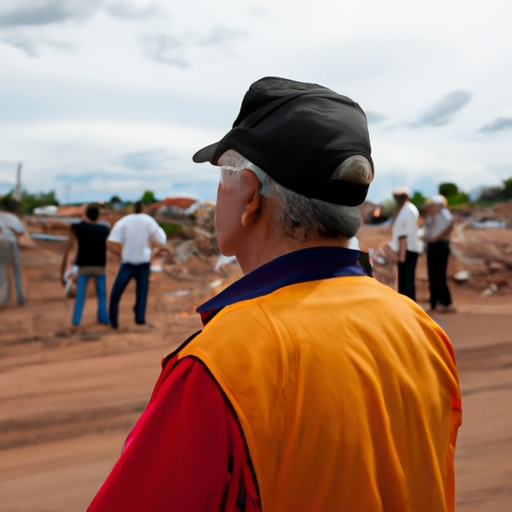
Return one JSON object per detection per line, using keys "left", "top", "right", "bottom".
{"left": 60, "top": 201, "right": 167, "bottom": 330}
{"left": 391, "top": 186, "right": 455, "bottom": 312}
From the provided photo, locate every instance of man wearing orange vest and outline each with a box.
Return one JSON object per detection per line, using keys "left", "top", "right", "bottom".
{"left": 88, "top": 77, "right": 461, "bottom": 512}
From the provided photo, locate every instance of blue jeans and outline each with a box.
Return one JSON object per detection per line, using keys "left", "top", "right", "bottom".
{"left": 11, "top": 242, "right": 25, "bottom": 305}
{"left": 109, "top": 262, "right": 150, "bottom": 328}
{"left": 72, "top": 273, "right": 109, "bottom": 326}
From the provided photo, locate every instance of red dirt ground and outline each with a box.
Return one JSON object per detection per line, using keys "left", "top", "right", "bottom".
{"left": 1, "top": 223, "right": 511, "bottom": 511}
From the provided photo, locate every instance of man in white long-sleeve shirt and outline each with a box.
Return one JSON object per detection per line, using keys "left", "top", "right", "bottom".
{"left": 107, "top": 201, "right": 167, "bottom": 328}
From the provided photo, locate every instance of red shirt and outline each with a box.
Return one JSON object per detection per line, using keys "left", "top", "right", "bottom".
{"left": 88, "top": 248, "right": 368, "bottom": 511}
{"left": 88, "top": 354, "right": 260, "bottom": 511}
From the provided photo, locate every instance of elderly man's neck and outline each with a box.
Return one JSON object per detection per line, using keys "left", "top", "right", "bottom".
{"left": 236, "top": 233, "right": 350, "bottom": 275}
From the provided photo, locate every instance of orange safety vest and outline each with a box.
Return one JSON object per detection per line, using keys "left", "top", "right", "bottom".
{"left": 179, "top": 275, "right": 461, "bottom": 511}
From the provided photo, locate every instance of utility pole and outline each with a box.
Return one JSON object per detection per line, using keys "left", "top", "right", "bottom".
{"left": 11, "top": 162, "right": 22, "bottom": 213}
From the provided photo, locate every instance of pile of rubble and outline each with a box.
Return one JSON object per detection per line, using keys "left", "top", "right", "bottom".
{"left": 450, "top": 206, "right": 512, "bottom": 295}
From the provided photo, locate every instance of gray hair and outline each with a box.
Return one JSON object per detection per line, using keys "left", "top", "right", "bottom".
{"left": 218, "top": 150, "right": 362, "bottom": 240}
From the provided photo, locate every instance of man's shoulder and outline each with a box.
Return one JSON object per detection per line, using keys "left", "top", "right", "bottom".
{"left": 117, "top": 214, "right": 133, "bottom": 223}
{"left": 135, "top": 213, "right": 161, "bottom": 232}
{"left": 95, "top": 222, "right": 110, "bottom": 235}
{"left": 76, "top": 221, "right": 109, "bottom": 237}
{"left": 405, "top": 202, "right": 419, "bottom": 216}
{"left": 70, "top": 220, "right": 84, "bottom": 231}
{"left": 0, "top": 212, "right": 24, "bottom": 232}
{"left": 122, "top": 213, "right": 156, "bottom": 225}
{"left": 395, "top": 202, "right": 418, "bottom": 225}
{"left": 112, "top": 214, "right": 139, "bottom": 230}
{"left": 204, "top": 276, "right": 401, "bottom": 327}
{"left": 0, "top": 212, "right": 18, "bottom": 223}
{"left": 440, "top": 208, "right": 453, "bottom": 221}
{"left": 187, "top": 275, "right": 441, "bottom": 363}
{"left": 139, "top": 213, "right": 159, "bottom": 224}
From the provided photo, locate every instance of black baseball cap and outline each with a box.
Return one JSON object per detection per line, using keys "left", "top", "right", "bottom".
{"left": 193, "top": 77, "right": 374, "bottom": 206}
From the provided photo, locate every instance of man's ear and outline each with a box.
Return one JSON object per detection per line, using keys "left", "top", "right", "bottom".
{"left": 240, "top": 169, "right": 263, "bottom": 227}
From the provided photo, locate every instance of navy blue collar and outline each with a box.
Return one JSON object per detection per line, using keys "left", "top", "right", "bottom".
{"left": 197, "top": 246, "right": 364, "bottom": 325}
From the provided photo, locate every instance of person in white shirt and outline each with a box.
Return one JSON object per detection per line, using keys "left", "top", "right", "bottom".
{"left": 391, "top": 187, "right": 422, "bottom": 301}
{"left": 107, "top": 201, "right": 167, "bottom": 328}
{"left": 423, "top": 194, "right": 455, "bottom": 313}
{"left": 0, "top": 212, "right": 25, "bottom": 305}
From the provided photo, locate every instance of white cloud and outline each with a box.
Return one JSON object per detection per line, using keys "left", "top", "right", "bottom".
{"left": 0, "top": 0, "right": 100, "bottom": 28}
{"left": 0, "top": 0, "right": 510, "bottom": 204}
{"left": 479, "top": 118, "right": 512, "bottom": 133}
{"left": 105, "top": 1, "right": 160, "bottom": 20}
{"left": 409, "top": 91, "right": 472, "bottom": 128}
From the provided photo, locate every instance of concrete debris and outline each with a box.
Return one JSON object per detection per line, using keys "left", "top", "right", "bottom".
{"left": 214, "top": 255, "right": 237, "bottom": 272}
{"left": 480, "top": 284, "right": 499, "bottom": 297}
{"left": 165, "top": 290, "right": 190, "bottom": 297}
{"left": 453, "top": 270, "right": 470, "bottom": 283}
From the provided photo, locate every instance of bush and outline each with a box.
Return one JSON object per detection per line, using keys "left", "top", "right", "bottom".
{"left": 157, "top": 222, "right": 183, "bottom": 237}
{"left": 20, "top": 190, "right": 59, "bottom": 213}
{"left": 141, "top": 190, "right": 157, "bottom": 205}
{"left": 410, "top": 191, "right": 427, "bottom": 209}
{"left": 0, "top": 189, "right": 59, "bottom": 213}
{"left": 446, "top": 192, "right": 469, "bottom": 206}
{"left": 439, "top": 183, "right": 459, "bottom": 198}
{"left": 476, "top": 177, "right": 512, "bottom": 202}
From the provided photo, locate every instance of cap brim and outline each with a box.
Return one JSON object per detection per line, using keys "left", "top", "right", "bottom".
{"left": 192, "top": 142, "right": 220, "bottom": 163}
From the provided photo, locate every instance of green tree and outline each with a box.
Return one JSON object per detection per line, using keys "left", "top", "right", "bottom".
{"left": 1, "top": 189, "right": 59, "bottom": 213}
{"left": 0, "top": 191, "right": 13, "bottom": 211}
{"left": 446, "top": 192, "right": 469, "bottom": 206}
{"left": 502, "top": 177, "right": 512, "bottom": 200}
{"left": 477, "top": 177, "right": 512, "bottom": 203}
{"left": 438, "top": 183, "right": 468, "bottom": 206}
{"left": 20, "top": 190, "right": 59, "bottom": 213}
{"left": 141, "top": 190, "right": 157, "bottom": 204}
{"left": 410, "top": 191, "right": 427, "bottom": 209}
{"left": 438, "top": 183, "right": 458, "bottom": 198}
{"left": 477, "top": 186, "right": 502, "bottom": 203}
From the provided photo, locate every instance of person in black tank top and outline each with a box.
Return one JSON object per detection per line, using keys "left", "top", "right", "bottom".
{"left": 61, "top": 204, "right": 110, "bottom": 329}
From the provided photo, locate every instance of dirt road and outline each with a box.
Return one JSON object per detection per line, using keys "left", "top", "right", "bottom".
{"left": 1, "top": 227, "right": 511, "bottom": 511}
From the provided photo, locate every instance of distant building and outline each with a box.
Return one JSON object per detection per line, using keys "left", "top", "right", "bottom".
{"left": 147, "top": 197, "right": 197, "bottom": 212}
{"left": 33, "top": 205, "right": 59, "bottom": 216}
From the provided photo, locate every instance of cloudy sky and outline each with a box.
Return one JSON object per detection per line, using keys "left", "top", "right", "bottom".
{"left": 0, "top": 0, "right": 511, "bottom": 204}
